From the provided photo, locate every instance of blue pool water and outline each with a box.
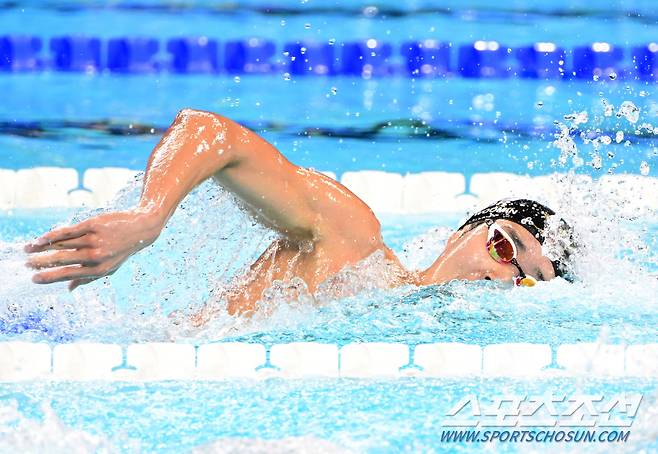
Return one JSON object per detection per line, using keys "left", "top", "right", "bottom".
{"left": 1, "top": 378, "right": 658, "bottom": 453}
{"left": 1, "top": 0, "right": 658, "bottom": 452}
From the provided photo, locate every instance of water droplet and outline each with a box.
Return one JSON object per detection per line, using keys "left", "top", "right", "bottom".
{"left": 304, "top": 23, "right": 311, "bottom": 29}
{"left": 591, "top": 154, "right": 602, "bottom": 169}
{"left": 593, "top": 74, "right": 600, "bottom": 81}
{"left": 280, "top": 19, "right": 286, "bottom": 26}
{"left": 640, "top": 161, "right": 650, "bottom": 176}
{"left": 536, "top": 101, "right": 544, "bottom": 108}
{"left": 233, "top": 76, "right": 241, "bottom": 83}
{"left": 328, "top": 38, "right": 336, "bottom": 45}
{"left": 609, "top": 72, "right": 617, "bottom": 80}
{"left": 616, "top": 101, "right": 640, "bottom": 124}
{"left": 615, "top": 131, "right": 624, "bottom": 143}
{"left": 330, "top": 87, "right": 337, "bottom": 95}
{"left": 363, "top": 5, "right": 378, "bottom": 17}
{"left": 283, "top": 72, "right": 291, "bottom": 81}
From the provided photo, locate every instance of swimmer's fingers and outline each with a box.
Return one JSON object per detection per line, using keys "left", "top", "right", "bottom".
{"left": 32, "top": 264, "right": 113, "bottom": 285}
{"left": 24, "top": 221, "right": 92, "bottom": 253}
{"left": 30, "top": 237, "right": 91, "bottom": 252}
{"left": 26, "top": 250, "right": 96, "bottom": 270}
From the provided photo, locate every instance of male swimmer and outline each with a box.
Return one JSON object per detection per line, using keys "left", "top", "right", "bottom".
{"left": 24, "top": 109, "right": 572, "bottom": 323}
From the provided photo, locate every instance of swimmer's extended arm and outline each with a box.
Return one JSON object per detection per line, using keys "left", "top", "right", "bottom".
{"left": 25, "top": 108, "right": 379, "bottom": 290}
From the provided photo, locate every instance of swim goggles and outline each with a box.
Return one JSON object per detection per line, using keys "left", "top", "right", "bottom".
{"left": 485, "top": 220, "right": 538, "bottom": 287}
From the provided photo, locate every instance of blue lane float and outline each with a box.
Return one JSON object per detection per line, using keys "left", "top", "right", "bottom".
{"left": 284, "top": 42, "right": 336, "bottom": 76}
{"left": 0, "top": 35, "right": 42, "bottom": 71}
{"left": 400, "top": 40, "right": 450, "bottom": 77}
{"left": 224, "top": 38, "right": 276, "bottom": 74}
{"left": 50, "top": 36, "right": 101, "bottom": 72}
{"left": 515, "top": 43, "right": 565, "bottom": 79}
{"left": 632, "top": 43, "right": 658, "bottom": 81}
{"left": 572, "top": 43, "right": 624, "bottom": 80}
{"left": 340, "top": 40, "right": 393, "bottom": 77}
{"left": 458, "top": 41, "right": 510, "bottom": 78}
{"left": 107, "top": 37, "right": 160, "bottom": 73}
{"left": 0, "top": 36, "right": 647, "bottom": 80}
{"left": 167, "top": 37, "right": 219, "bottom": 73}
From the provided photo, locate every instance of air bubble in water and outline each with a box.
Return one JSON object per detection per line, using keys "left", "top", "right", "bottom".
{"left": 328, "top": 38, "right": 336, "bottom": 45}
{"left": 601, "top": 99, "right": 614, "bottom": 117}
{"left": 609, "top": 72, "right": 617, "bottom": 80}
{"left": 283, "top": 72, "right": 291, "bottom": 81}
{"left": 233, "top": 76, "right": 241, "bottom": 83}
{"left": 536, "top": 101, "right": 544, "bottom": 108}
{"left": 330, "top": 87, "right": 337, "bottom": 95}
{"left": 640, "top": 161, "right": 650, "bottom": 176}
{"left": 304, "top": 23, "right": 311, "bottom": 29}
{"left": 600, "top": 135, "right": 612, "bottom": 145}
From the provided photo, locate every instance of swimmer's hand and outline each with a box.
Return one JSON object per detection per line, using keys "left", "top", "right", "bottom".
{"left": 24, "top": 210, "right": 162, "bottom": 291}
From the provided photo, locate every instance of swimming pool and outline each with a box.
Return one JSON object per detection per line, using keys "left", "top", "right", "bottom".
{"left": 1, "top": 0, "right": 658, "bottom": 452}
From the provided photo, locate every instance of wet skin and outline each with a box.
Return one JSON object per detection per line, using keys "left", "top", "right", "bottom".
{"left": 24, "top": 109, "right": 556, "bottom": 322}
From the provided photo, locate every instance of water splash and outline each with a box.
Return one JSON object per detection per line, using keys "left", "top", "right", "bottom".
{"left": 0, "top": 401, "right": 127, "bottom": 453}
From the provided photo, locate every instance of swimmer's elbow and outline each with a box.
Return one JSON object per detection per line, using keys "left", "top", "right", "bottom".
{"left": 175, "top": 108, "right": 228, "bottom": 132}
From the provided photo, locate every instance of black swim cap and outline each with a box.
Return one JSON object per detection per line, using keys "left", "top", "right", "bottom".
{"left": 458, "top": 198, "right": 572, "bottom": 280}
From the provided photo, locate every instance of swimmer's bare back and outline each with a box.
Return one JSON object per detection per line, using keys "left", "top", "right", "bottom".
{"left": 25, "top": 109, "right": 409, "bottom": 319}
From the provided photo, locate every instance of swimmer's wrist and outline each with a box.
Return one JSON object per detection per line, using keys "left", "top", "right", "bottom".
{"left": 132, "top": 205, "right": 169, "bottom": 237}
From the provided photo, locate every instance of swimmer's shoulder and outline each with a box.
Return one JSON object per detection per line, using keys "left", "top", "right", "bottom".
{"left": 300, "top": 168, "right": 383, "bottom": 248}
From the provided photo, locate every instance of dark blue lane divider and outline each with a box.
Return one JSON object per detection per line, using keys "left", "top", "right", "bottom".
{"left": 0, "top": 35, "right": 656, "bottom": 80}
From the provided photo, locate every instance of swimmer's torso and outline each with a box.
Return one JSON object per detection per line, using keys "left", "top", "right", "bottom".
{"left": 191, "top": 212, "right": 411, "bottom": 324}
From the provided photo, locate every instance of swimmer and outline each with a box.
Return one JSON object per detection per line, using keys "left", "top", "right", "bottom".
{"left": 24, "top": 109, "right": 573, "bottom": 322}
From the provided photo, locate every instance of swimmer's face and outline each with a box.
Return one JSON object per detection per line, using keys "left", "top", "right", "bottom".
{"left": 431, "top": 220, "right": 556, "bottom": 284}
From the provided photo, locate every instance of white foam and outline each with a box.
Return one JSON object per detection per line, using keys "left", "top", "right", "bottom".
{"left": 599, "top": 174, "right": 658, "bottom": 215}
{"left": 626, "top": 344, "right": 658, "bottom": 376}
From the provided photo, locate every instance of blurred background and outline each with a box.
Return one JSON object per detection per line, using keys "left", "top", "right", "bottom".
{"left": 0, "top": 0, "right": 657, "bottom": 186}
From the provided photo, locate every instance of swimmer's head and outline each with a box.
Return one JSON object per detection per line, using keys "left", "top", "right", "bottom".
{"left": 424, "top": 198, "right": 576, "bottom": 285}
